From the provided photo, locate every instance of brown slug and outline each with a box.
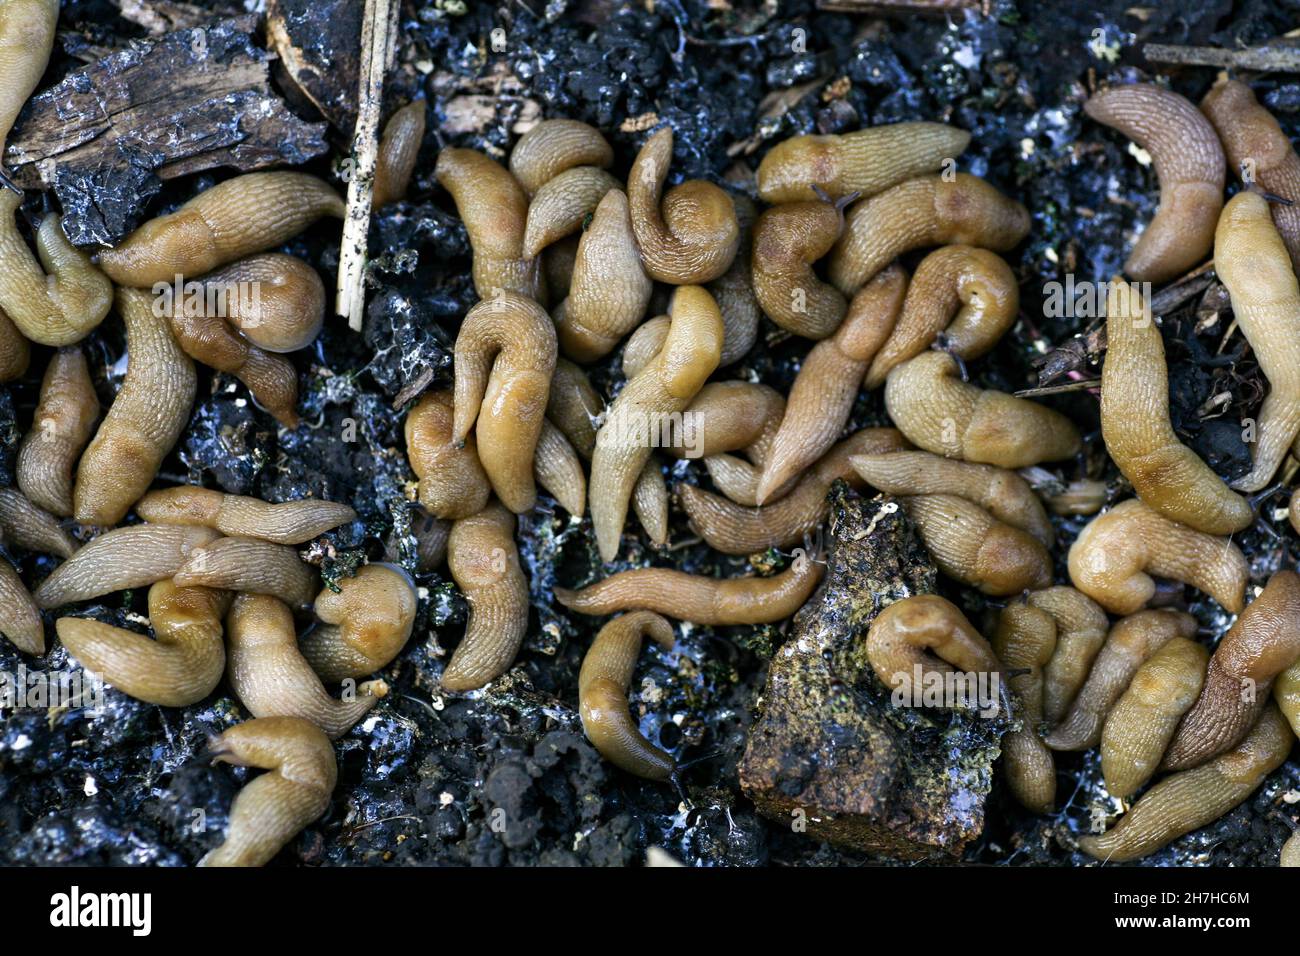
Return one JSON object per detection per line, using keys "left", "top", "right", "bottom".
{"left": 1027, "top": 586, "right": 1110, "bottom": 726}
{"left": 523, "top": 166, "right": 621, "bottom": 259}
{"left": 0, "top": 487, "right": 77, "bottom": 558}
{"left": 300, "top": 563, "right": 419, "bottom": 682}
{"left": 0, "top": 0, "right": 57, "bottom": 160}
{"left": 191, "top": 253, "right": 325, "bottom": 354}
{"left": 0, "top": 554, "right": 43, "bottom": 654}
{"left": 632, "top": 458, "right": 669, "bottom": 547}
{"left": 1045, "top": 478, "right": 1108, "bottom": 516}
{"left": 15, "top": 346, "right": 98, "bottom": 517}
{"left": 706, "top": 194, "right": 761, "bottom": 365}
{"left": 134, "top": 486, "right": 356, "bottom": 545}
{"left": 751, "top": 190, "right": 852, "bottom": 339}
{"left": 173, "top": 536, "right": 319, "bottom": 611}
{"left": 509, "top": 118, "right": 613, "bottom": 196}
{"left": 665, "top": 380, "right": 785, "bottom": 461}
{"left": 547, "top": 358, "right": 604, "bottom": 460}
{"left": 372, "top": 100, "right": 426, "bottom": 208}
{"left": 992, "top": 602, "right": 1058, "bottom": 814}
{"left": 405, "top": 389, "right": 491, "bottom": 521}
{"left": 0, "top": 309, "right": 28, "bottom": 382}
{"left": 1276, "top": 656, "right": 1300, "bottom": 741}
{"left": 534, "top": 419, "right": 587, "bottom": 517}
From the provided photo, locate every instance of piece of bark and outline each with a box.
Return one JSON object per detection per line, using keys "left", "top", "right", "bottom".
{"left": 266, "top": 0, "right": 364, "bottom": 133}
{"left": 113, "top": 0, "right": 244, "bottom": 34}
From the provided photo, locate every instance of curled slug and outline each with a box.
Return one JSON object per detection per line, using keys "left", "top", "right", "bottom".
{"left": 555, "top": 189, "right": 654, "bottom": 362}
{"left": 442, "top": 502, "right": 529, "bottom": 692}
{"left": 1045, "top": 608, "right": 1197, "bottom": 751}
{"left": 300, "top": 563, "right": 418, "bottom": 682}
{"left": 901, "top": 494, "right": 1052, "bottom": 596}
{"left": 590, "top": 286, "right": 722, "bottom": 562}
{"left": 0, "top": 309, "right": 28, "bottom": 381}
{"left": 1100, "top": 636, "right": 1208, "bottom": 799}
{"left": 0, "top": 191, "right": 114, "bottom": 347}
{"left": 632, "top": 458, "right": 669, "bottom": 547}
{"left": 850, "top": 450, "right": 1054, "bottom": 548}
{"left": 757, "top": 266, "right": 906, "bottom": 503}
{"left": 628, "top": 127, "right": 739, "bottom": 284}
{"left": 1214, "top": 192, "right": 1300, "bottom": 492}
{"left": 679, "top": 427, "right": 908, "bottom": 555}
{"left": 405, "top": 389, "right": 491, "bottom": 520}
{"left": 190, "top": 253, "right": 325, "bottom": 354}
{"left": 15, "top": 346, "right": 98, "bottom": 517}
{"left": 864, "top": 595, "right": 1001, "bottom": 707}
{"left": 1083, "top": 83, "right": 1224, "bottom": 284}
{"left": 547, "top": 358, "right": 603, "bottom": 460}
{"left": 34, "top": 524, "right": 220, "bottom": 609}
{"left": 1100, "top": 277, "right": 1251, "bottom": 533}
{"left": 665, "top": 381, "right": 785, "bottom": 461}
{"left": 0, "top": 557, "right": 43, "bottom": 654}
{"left": 372, "top": 100, "right": 426, "bottom": 208}
{"left": 0, "top": 488, "right": 76, "bottom": 558}
{"left": 199, "top": 716, "right": 337, "bottom": 868}
{"left": 992, "top": 602, "right": 1058, "bottom": 814}
{"left": 706, "top": 194, "right": 761, "bottom": 366}
{"left": 56, "top": 581, "right": 232, "bottom": 707}
{"left": 134, "top": 486, "right": 356, "bottom": 545}
{"left": 1277, "top": 657, "right": 1300, "bottom": 740}
{"left": 555, "top": 555, "right": 824, "bottom": 626}
{"left": 1202, "top": 78, "right": 1300, "bottom": 271}
{"left": 863, "top": 245, "right": 1018, "bottom": 390}
{"left": 452, "top": 293, "right": 557, "bottom": 513}
{"left": 1162, "top": 570, "right": 1300, "bottom": 771}
{"left": 1027, "top": 586, "right": 1111, "bottom": 726}
{"left": 828, "top": 173, "right": 1030, "bottom": 296}
{"left": 579, "top": 611, "right": 677, "bottom": 781}
{"left": 73, "top": 288, "right": 197, "bottom": 525}
{"left": 522, "top": 166, "right": 620, "bottom": 258}
{"left": 751, "top": 190, "right": 851, "bottom": 339}
{"left": 535, "top": 419, "right": 587, "bottom": 516}
{"left": 1066, "top": 498, "right": 1248, "bottom": 616}
{"left": 0, "top": 0, "right": 57, "bottom": 158}
{"left": 99, "top": 173, "right": 345, "bottom": 288}
{"left": 173, "top": 537, "right": 318, "bottom": 611}
{"left": 435, "top": 148, "right": 542, "bottom": 301}
{"left": 884, "top": 351, "right": 1081, "bottom": 468}
{"left": 225, "top": 593, "right": 377, "bottom": 739}
{"left": 1078, "top": 704, "right": 1292, "bottom": 863}
{"left": 509, "top": 119, "right": 613, "bottom": 196}
{"left": 756, "top": 121, "right": 972, "bottom": 203}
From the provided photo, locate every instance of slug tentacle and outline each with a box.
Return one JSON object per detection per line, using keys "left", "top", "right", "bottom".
{"left": 0, "top": 556, "right": 43, "bottom": 654}
{"left": 579, "top": 611, "right": 677, "bottom": 781}
{"left": 509, "top": 119, "right": 613, "bottom": 196}
{"left": 452, "top": 293, "right": 557, "bottom": 514}
{"left": 405, "top": 390, "right": 491, "bottom": 520}
{"left": 15, "top": 346, "right": 98, "bottom": 517}
{"left": 901, "top": 494, "right": 1052, "bottom": 596}
{"left": 523, "top": 166, "right": 620, "bottom": 259}
{"left": 706, "top": 195, "right": 761, "bottom": 366}
{"left": 1026, "top": 586, "right": 1111, "bottom": 725}
{"left": 173, "top": 536, "right": 318, "bottom": 611}
{"left": 300, "top": 564, "right": 418, "bottom": 682}
{"left": 992, "top": 602, "right": 1057, "bottom": 814}
{"left": 372, "top": 101, "right": 426, "bottom": 208}
{"left": 751, "top": 192, "right": 850, "bottom": 339}
{"left": 1066, "top": 498, "right": 1248, "bottom": 616}
{"left": 1083, "top": 83, "right": 1224, "bottom": 283}
{"left": 56, "top": 581, "right": 232, "bottom": 707}
{"left": 865, "top": 595, "right": 1001, "bottom": 706}
{"left": 0, "top": 487, "right": 77, "bottom": 558}
{"left": 199, "top": 716, "right": 338, "bottom": 868}
{"left": 135, "top": 486, "right": 356, "bottom": 545}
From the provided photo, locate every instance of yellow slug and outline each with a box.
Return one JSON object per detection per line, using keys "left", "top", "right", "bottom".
{"left": 0, "top": 308, "right": 28, "bottom": 382}
{"left": 0, "top": 0, "right": 57, "bottom": 160}
{"left": 534, "top": 419, "right": 587, "bottom": 517}
{"left": 992, "top": 602, "right": 1058, "bottom": 814}
{"left": 173, "top": 536, "right": 319, "bottom": 611}
{"left": 405, "top": 389, "right": 491, "bottom": 521}
{"left": 190, "top": 253, "right": 325, "bottom": 354}
{"left": 1027, "top": 586, "right": 1110, "bottom": 726}
{"left": 134, "top": 486, "right": 356, "bottom": 545}
{"left": 300, "top": 563, "right": 418, "bottom": 682}
{"left": 0, "top": 555, "right": 43, "bottom": 654}
{"left": 547, "top": 358, "right": 604, "bottom": 461}
{"left": 751, "top": 191, "right": 851, "bottom": 339}
{"left": 706, "top": 194, "right": 761, "bottom": 365}
{"left": 509, "top": 118, "right": 613, "bottom": 196}
{"left": 523, "top": 166, "right": 621, "bottom": 259}
{"left": 0, "top": 487, "right": 77, "bottom": 558}
{"left": 373, "top": 100, "right": 426, "bottom": 208}
{"left": 15, "top": 346, "right": 98, "bottom": 517}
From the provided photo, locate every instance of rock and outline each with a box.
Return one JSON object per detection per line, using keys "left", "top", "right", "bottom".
{"left": 739, "top": 487, "right": 1007, "bottom": 860}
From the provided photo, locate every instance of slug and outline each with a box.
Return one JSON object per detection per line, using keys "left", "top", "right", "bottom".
{"left": 1044, "top": 608, "right": 1197, "bottom": 751}
{"left": 15, "top": 346, "right": 98, "bottom": 517}
{"left": 534, "top": 419, "right": 587, "bottom": 517}
{"left": 756, "top": 266, "right": 906, "bottom": 503}
{"left": 300, "top": 563, "right": 419, "bottom": 682}
{"left": 522, "top": 166, "right": 621, "bottom": 259}
{"left": 863, "top": 245, "right": 1018, "bottom": 390}
{"left": 191, "top": 253, "right": 325, "bottom": 354}
{"left": 452, "top": 292, "right": 557, "bottom": 513}
{"left": 0, "top": 556, "right": 43, "bottom": 654}
{"left": 1046, "top": 478, "right": 1108, "bottom": 516}
{"left": 678, "top": 427, "right": 908, "bottom": 555}
{"left": 198, "top": 716, "right": 337, "bottom": 868}
{"left": 756, "top": 121, "right": 972, "bottom": 203}
{"left": 1027, "top": 586, "right": 1111, "bottom": 725}
{"left": 0, "top": 487, "right": 76, "bottom": 558}
{"left": 1202, "top": 78, "right": 1300, "bottom": 271}
{"left": 578, "top": 611, "right": 677, "bottom": 781}
{"left": 1100, "top": 636, "right": 1208, "bottom": 799}
{"left": 632, "top": 458, "right": 669, "bottom": 547}
{"left": 706, "top": 194, "right": 761, "bottom": 366}
{"left": 509, "top": 118, "right": 613, "bottom": 196}
{"left": 627, "top": 127, "right": 739, "bottom": 284}
{"left": 827, "top": 173, "right": 1030, "bottom": 296}
{"left": 1282, "top": 830, "right": 1300, "bottom": 868}
{"left": 434, "top": 148, "right": 542, "bottom": 301}
{"left": 864, "top": 595, "right": 1001, "bottom": 708}
{"left": 99, "top": 172, "right": 345, "bottom": 288}
{"left": 225, "top": 593, "right": 377, "bottom": 739}
{"left": 884, "top": 351, "right": 1081, "bottom": 468}
{"left": 850, "top": 449, "right": 1054, "bottom": 548}
{"left": 547, "top": 358, "right": 603, "bottom": 460}
{"left": 701, "top": 453, "right": 771, "bottom": 508}
{"left": 1078, "top": 704, "right": 1293, "bottom": 863}
{"left": 1214, "top": 192, "right": 1300, "bottom": 492}
{"left": 134, "top": 486, "right": 357, "bottom": 545}
{"left": 56, "top": 581, "right": 232, "bottom": 707}
{"left": 590, "top": 286, "right": 722, "bottom": 562}
{"left": 0, "top": 309, "right": 28, "bottom": 381}
{"left": 34, "top": 524, "right": 221, "bottom": 609}
{"left": 405, "top": 389, "right": 491, "bottom": 520}
{"left": 1083, "top": 83, "right": 1224, "bottom": 284}
{"left": 173, "top": 536, "right": 318, "bottom": 611}
{"left": 992, "top": 602, "right": 1058, "bottom": 814}
{"left": 664, "top": 381, "right": 785, "bottom": 461}
{"left": 1162, "top": 570, "right": 1300, "bottom": 771}
{"left": 1066, "top": 498, "right": 1248, "bottom": 616}
{"left": 555, "top": 189, "right": 654, "bottom": 362}
{"left": 1277, "top": 657, "right": 1300, "bottom": 741}
{"left": 0, "top": 190, "right": 114, "bottom": 347}
{"left": 620, "top": 314, "right": 671, "bottom": 380}
{"left": 555, "top": 555, "right": 824, "bottom": 626}
{"left": 372, "top": 100, "right": 426, "bottom": 208}
{"left": 73, "top": 288, "right": 197, "bottom": 525}
{"left": 442, "top": 502, "right": 529, "bottom": 692}
{"left": 0, "top": 0, "right": 57, "bottom": 159}
{"left": 751, "top": 190, "right": 852, "bottom": 339}
{"left": 901, "top": 493, "right": 1052, "bottom": 596}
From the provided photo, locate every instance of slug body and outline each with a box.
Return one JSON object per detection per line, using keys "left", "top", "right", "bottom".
{"left": 372, "top": 100, "right": 426, "bottom": 208}
{"left": 0, "top": 558, "right": 43, "bottom": 654}
{"left": 534, "top": 419, "right": 587, "bottom": 516}
{"left": 706, "top": 194, "right": 761, "bottom": 365}
{"left": 135, "top": 486, "right": 355, "bottom": 545}
{"left": 192, "top": 253, "right": 325, "bottom": 354}
{"left": 993, "top": 602, "right": 1058, "bottom": 813}
{"left": 0, "top": 0, "right": 58, "bottom": 157}
{"left": 301, "top": 563, "right": 419, "bottom": 682}
{"left": 1277, "top": 657, "right": 1300, "bottom": 741}
{"left": 16, "top": 347, "right": 98, "bottom": 516}
{"left": 0, "top": 487, "right": 77, "bottom": 558}
{"left": 0, "top": 308, "right": 28, "bottom": 382}
{"left": 199, "top": 716, "right": 337, "bottom": 868}
{"left": 405, "top": 389, "right": 491, "bottom": 520}
{"left": 902, "top": 494, "right": 1052, "bottom": 596}
{"left": 173, "top": 536, "right": 318, "bottom": 611}
{"left": 99, "top": 173, "right": 345, "bottom": 288}
{"left": 751, "top": 194, "right": 849, "bottom": 339}
{"left": 547, "top": 358, "right": 603, "bottom": 460}
{"left": 1083, "top": 83, "right": 1224, "bottom": 283}
{"left": 579, "top": 611, "right": 677, "bottom": 781}
{"left": 865, "top": 595, "right": 1001, "bottom": 707}
{"left": 1027, "top": 586, "right": 1111, "bottom": 725}
{"left": 509, "top": 119, "right": 613, "bottom": 196}
{"left": 523, "top": 166, "right": 620, "bottom": 259}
